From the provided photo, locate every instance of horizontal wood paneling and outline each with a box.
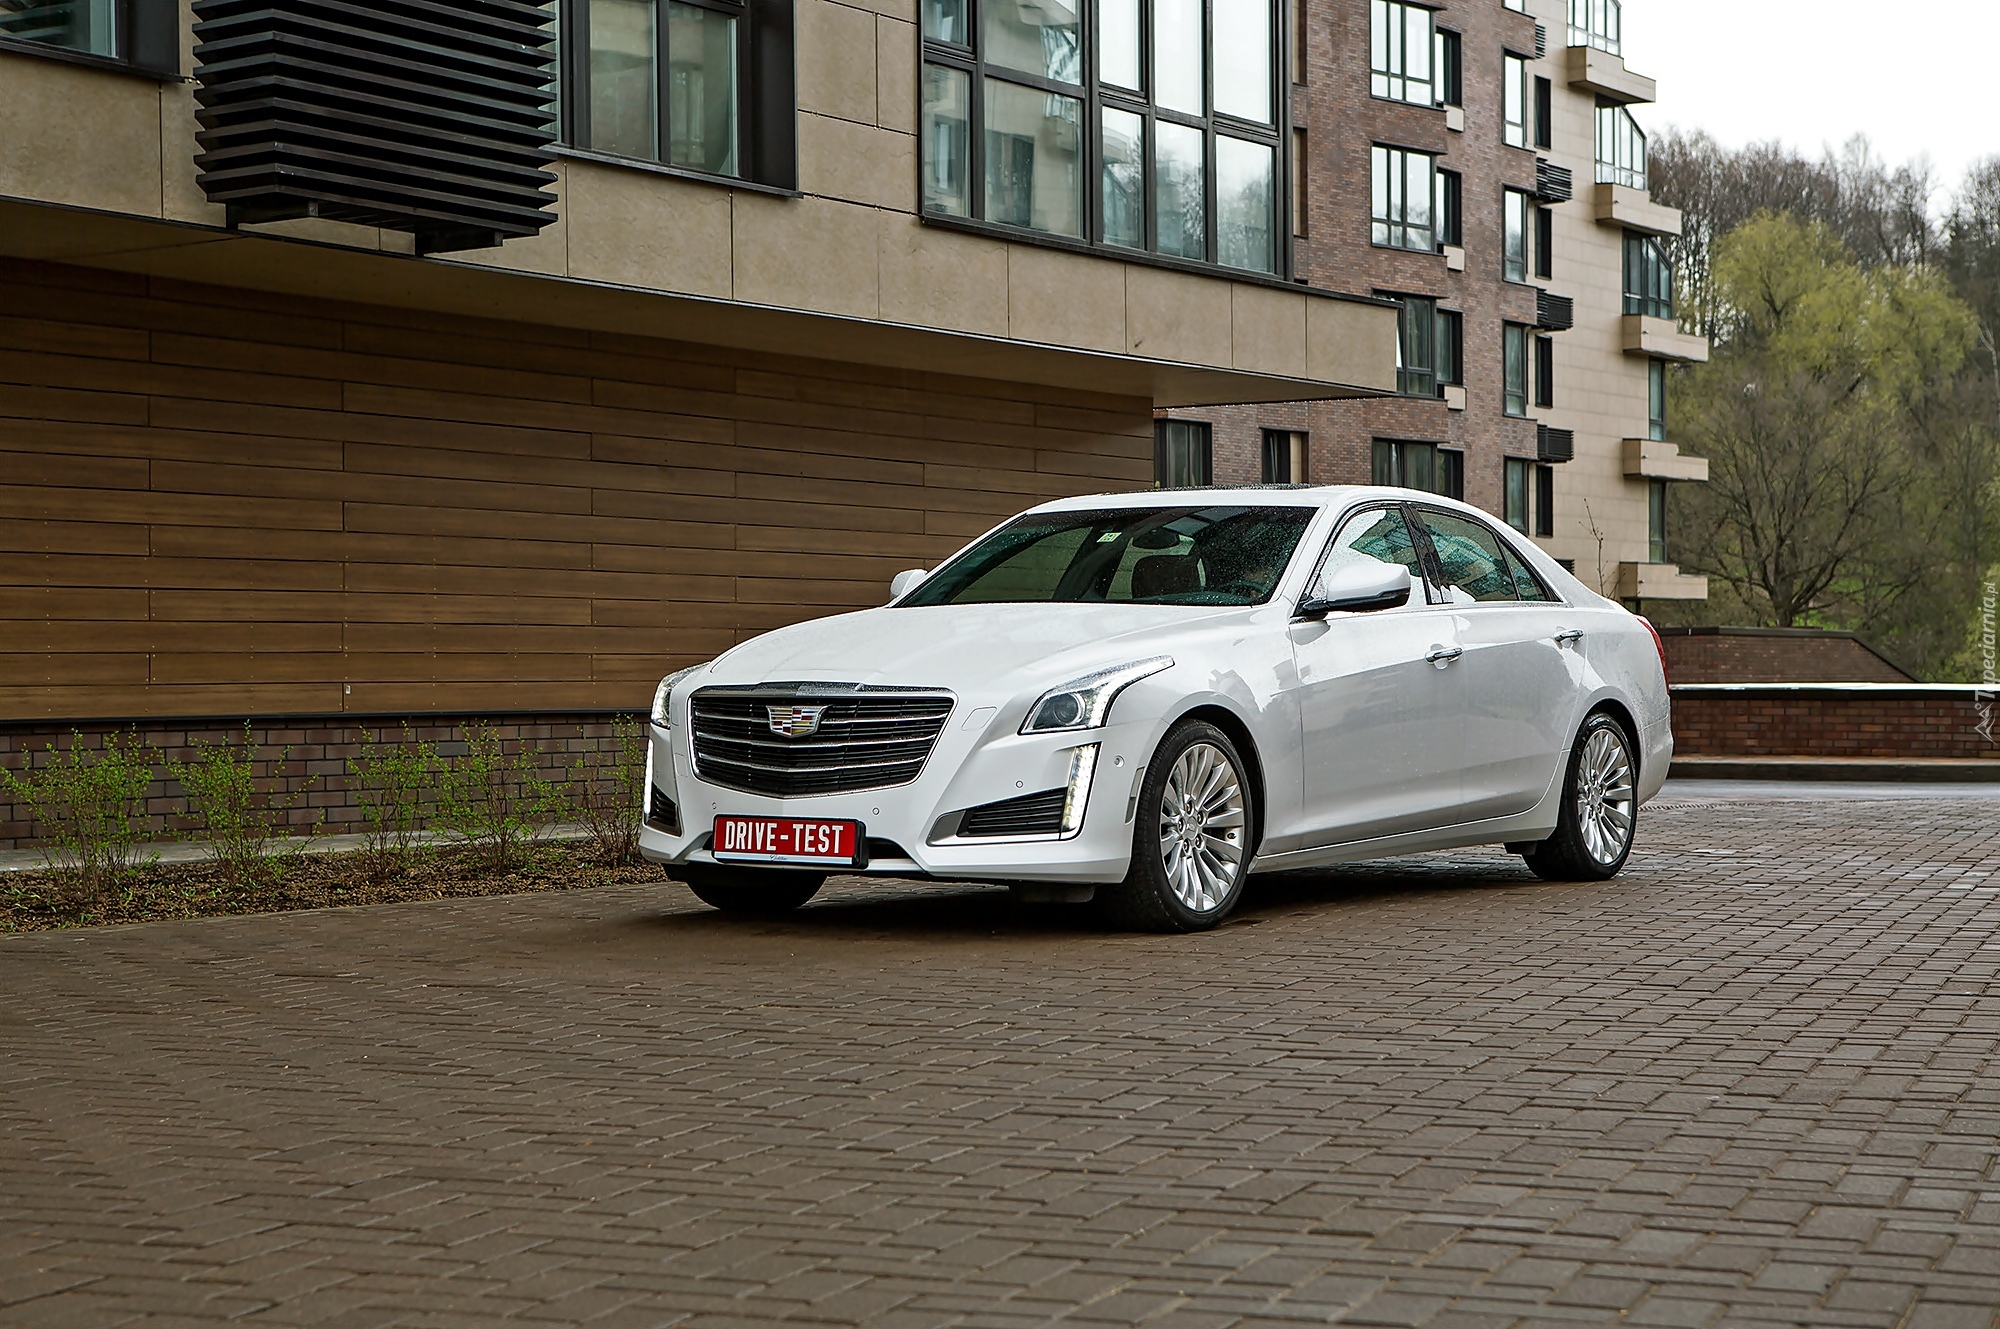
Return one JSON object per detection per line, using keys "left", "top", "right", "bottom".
{"left": 0, "top": 258, "right": 1154, "bottom": 721}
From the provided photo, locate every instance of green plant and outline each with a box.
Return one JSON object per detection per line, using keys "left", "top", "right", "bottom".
{"left": 435, "top": 721, "right": 561, "bottom": 871}
{"left": 350, "top": 726, "right": 437, "bottom": 883}
{"left": 567, "top": 715, "right": 648, "bottom": 866}
{"left": 0, "top": 730, "right": 158, "bottom": 896}
{"left": 171, "top": 726, "right": 323, "bottom": 889}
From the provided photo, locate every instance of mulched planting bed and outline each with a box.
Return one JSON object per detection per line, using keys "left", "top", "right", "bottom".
{"left": 0, "top": 842, "right": 667, "bottom": 933}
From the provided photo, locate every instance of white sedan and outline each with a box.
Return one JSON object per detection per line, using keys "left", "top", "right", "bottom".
{"left": 641, "top": 487, "right": 1672, "bottom": 931}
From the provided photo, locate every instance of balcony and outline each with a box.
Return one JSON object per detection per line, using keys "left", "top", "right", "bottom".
{"left": 1617, "top": 562, "right": 1709, "bottom": 600}
{"left": 1623, "top": 438, "right": 1709, "bottom": 482}
{"left": 1592, "top": 183, "right": 1682, "bottom": 238}
{"left": 1622, "top": 315, "right": 1709, "bottom": 364}
{"left": 1565, "top": 45, "right": 1655, "bottom": 104}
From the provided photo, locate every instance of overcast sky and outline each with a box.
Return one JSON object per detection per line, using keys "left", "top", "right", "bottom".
{"left": 1626, "top": 0, "right": 2000, "bottom": 207}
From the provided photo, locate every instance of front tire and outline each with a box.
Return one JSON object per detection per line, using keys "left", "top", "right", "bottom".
{"left": 673, "top": 864, "right": 825, "bottom": 916}
{"left": 1522, "top": 712, "right": 1637, "bottom": 881}
{"left": 1096, "top": 721, "right": 1256, "bottom": 932}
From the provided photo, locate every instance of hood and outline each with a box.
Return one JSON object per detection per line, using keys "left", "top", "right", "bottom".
{"left": 706, "top": 602, "right": 1238, "bottom": 690}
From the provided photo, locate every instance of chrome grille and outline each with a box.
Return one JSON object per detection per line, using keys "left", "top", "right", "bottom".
{"left": 690, "top": 686, "right": 954, "bottom": 797}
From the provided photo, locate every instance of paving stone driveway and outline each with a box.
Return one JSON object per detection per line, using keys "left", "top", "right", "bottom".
{"left": 6, "top": 794, "right": 2000, "bottom": 1329}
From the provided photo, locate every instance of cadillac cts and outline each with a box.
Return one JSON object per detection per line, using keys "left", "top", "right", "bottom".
{"left": 641, "top": 487, "right": 1672, "bottom": 932}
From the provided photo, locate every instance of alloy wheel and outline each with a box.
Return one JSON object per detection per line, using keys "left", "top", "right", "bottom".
{"left": 1157, "top": 741, "right": 1246, "bottom": 913}
{"left": 1574, "top": 726, "right": 1636, "bottom": 866}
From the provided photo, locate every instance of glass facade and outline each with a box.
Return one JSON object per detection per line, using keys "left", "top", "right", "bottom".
{"left": 1624, "top": 232, "right": 1674, "bottom": 319}
{"left": 0, "top": 0, "right": 116, "bottom": 56}
{"left": 1597, "top": 104, "right": 1647, "bottom": 189}
{"left": 1568, "top": 0, "right": 1620, "bottom": 54}
{"left": 923, "top": 0, "right": 1283, "bottom": 273}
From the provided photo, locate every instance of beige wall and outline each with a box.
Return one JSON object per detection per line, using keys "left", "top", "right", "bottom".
{"left": 0, "top": 8, "right": 1394, "bottom": 395}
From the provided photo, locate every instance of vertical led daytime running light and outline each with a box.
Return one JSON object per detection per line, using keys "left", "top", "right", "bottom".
{"left": 1061, "top": 745, "right": 1099, "bottom": 835}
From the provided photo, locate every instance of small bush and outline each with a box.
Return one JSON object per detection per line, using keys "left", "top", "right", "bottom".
{"left": 568, "top": 715, "right": 648, "bottom": 866}
{"left": 435, "top": 721, "right": 561, "bottom": 871}
{"left": 171, "top": 726, "right": 323, "bottom": 890}
{"left": 0, "top": 730, "right": 158, "bottom": 896}
{"left": 350, "top": 726, "right": 437, "bottom": 883}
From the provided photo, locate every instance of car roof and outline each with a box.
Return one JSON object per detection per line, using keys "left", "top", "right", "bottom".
{"left": 1025, "top": 485, "right": 1489, "bottom": 519}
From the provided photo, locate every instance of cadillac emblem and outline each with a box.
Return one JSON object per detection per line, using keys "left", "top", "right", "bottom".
{"left": 767, "top": 704, "right": 828, "bottom": 738}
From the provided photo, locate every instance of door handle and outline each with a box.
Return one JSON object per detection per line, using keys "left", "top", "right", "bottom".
{"left": 1554, "top": 628, "right": 1583, "bottom": 645}
{"left": 1425, "top": 644, "right": 1464, "bottom": 666}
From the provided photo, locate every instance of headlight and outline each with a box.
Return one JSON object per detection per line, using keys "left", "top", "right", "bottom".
{"left": 650, "top": 664, "right": 707, "bottom": 728}
{"left": 1021, "top": 657, "right": 1173, "bottom": 734}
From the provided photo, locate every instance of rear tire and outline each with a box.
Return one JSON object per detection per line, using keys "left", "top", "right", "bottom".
{"left": 673, "top": 864, "right": 825, "bottom": 915}
{"left": 1522, "top": 712, "right": 1638, "bottom": 882}
{"left": 1095, "top": 720, "right": 1256, "bottom": 932}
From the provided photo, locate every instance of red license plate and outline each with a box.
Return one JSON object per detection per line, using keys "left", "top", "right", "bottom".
{"left": 712, "top": 816, "right": 862, "bottom": 866}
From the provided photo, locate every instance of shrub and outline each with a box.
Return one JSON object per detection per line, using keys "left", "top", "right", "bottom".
{"left": 435, "top": 721, "right": 561, "bottom": 871}
{"left": 568, "top": 715, "right": 648, "bottom": 866}
{"left": 0, "top": 730, "right": 158, "bottom": 896}
{"left": 350, "top": 726, "right": 436, "bottom": 883}
{"left": 171, "top": 726, "right": 323, "bottom": 889}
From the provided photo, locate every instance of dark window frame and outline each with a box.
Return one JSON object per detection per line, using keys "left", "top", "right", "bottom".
{"left": 0, "top": 0, "right": 178, "bottom": 77}
{"left": 1648, "top": 477, "right": 1668, "bottom": 563}
{"left": 1372, "top": 142, "right": 1438, "bottom": 252}
{"left": 1433, "top": 26, "right": 1462, "bottom": 106}
{"left": 1155, "top": 419, "right": 1214, "bottom": 487}
{"left": 1648, "top": 356, "right": 1667, "bottom": 440}
{"left": 1533, "top": 75, "right": 1552, "bottom": 149}
{"left": 920, "top": 0, "right": 1292, "bottom": 277}
{"left": 1534, "top": 203, "right": 1553, "bottom": 279}
{"left": 1503, "top": 322, "right": 1529, "bottom": 417}
{"left": 1261, "top": 428, "right": 1307, "bottom": 483}
{"left": 1624, "top": 230, "right": 1674, "bottom": 318}
{"left": 1372, "top": 439, "right": 1462, "bottom": 500}
{"left": 1437, "top": 167, "right": 1462, "bottom": 246}
{"left": 1533, "top": 333, "right": 1554, "bottom": 408}
{"left": 560, "top": 0, "right": 798, "bottom": 190}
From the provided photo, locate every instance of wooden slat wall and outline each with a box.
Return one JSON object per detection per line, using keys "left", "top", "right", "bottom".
{"left": 0, "top": 259, "right": 1155, "bottom": 721}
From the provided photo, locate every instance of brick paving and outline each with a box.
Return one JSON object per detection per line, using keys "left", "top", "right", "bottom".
{"left": 6, "top": 796, "right": 2000, "bottom": 1328}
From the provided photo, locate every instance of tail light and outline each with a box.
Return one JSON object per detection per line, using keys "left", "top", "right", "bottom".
{"left": 1637, "top": 615, "right": 1669, "bottom": 687}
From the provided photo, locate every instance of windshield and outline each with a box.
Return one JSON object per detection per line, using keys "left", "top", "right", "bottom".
{"left": 900, "top": 506, "right": 1317, "bottom": 607}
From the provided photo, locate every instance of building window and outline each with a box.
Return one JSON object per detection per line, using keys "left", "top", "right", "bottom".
{"left": 1372, "top": 145, "right": 1436, "bottom": 252}
{"left": 1534, "top": 76, "right": 1552, "bottom": 150}
{"left": 1374, "top": 440, "right": 1463, "bottom": 499}
{"left": 1393, "top": 294, "right": 1439, "bottom": 397}
{"left": 1534, "top": 334, "right": 1554, "bottom": 408}
{"left": 1648, "top": 479, "right": 1668, "bottom": 562}
{"left": 1624, "top": 232, "right": 1673, "bottom": 319}
{"left": 1503, "top": 323, "right": 1529, "bottom": 417}
{"left": 563, "top": 0, "right": 795, "bottom": 187}
{"left": 1437, "top": 308, "right": 1462, "bottom": 386}
{"left": 1596, "top": 104, "right": 1646, "bottom": 189}
{"left": 1535, "top": 204, "right": 1553, "bottom": 279}
{"left": 1536, "top": 463, "right": 1554, "bottom": 536}
{"left": 1503, "top": 188, "right": 1531, "bottom": 282}
{"left": 1568, "top": 0, "right": 1620, "bottom": 54}
{"left": 1291, "top": 129, "right": 1308, "bottom": 236}
{"left": 0, "top": 0, "right": 177, "bottom": 71}
{"left": 1434, "top": 28, "right": 1462, "bottom": 106}
{"left": 1156, "top": 420, "right": 1213, "bottom": 486}
{"left": 923, "top": 0, "right": 1283, "bottom": 274}
{"left": 1503, "top": 53, "right": 1528, "bottom": 149}
{"left": 1262, "top": 429, "right": 1308, "bottom": 483}
{"left": 1437, "top": 169, "right": 1462, "bottom": 246}
{"left": 1370, "top": 0, "right": 1434, "bottom": 106}
{"left": 1649, "top": 358, "right": 1667, "bottom": 440}
{"left": 1504, "top": 457, "right": 1532, "bottom": 532}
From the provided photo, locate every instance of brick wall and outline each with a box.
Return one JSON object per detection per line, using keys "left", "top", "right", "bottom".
{"left": 1658, "top": 629, "right": 1914, "bottom": 684}
{"left": 1669, "top": 687, "right": 2000, "bottom": 760}
{"left": 0, "top": 712, "right": 635, "bottom": 851}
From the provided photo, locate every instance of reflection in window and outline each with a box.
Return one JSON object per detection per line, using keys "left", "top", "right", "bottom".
{"left": 983, "top": 0, "right": 1079, "bottom": 82}
{"left": 1371, "top": 145, "right": 1435, "bottom": 252}
{"left": 1649, "top": 479, "right": 1668, "bottom": 563}
{"left": 1597, "top": 104, "right": 1647, "bottom": 188}
{"left": 1155, "top": 121, "right": 1206, "bottom": 259}
{"left": 922, "top": 65, "right": 972, "bottom": 215}
{"left": 1568, "top": 0, "right": 1620, "bottom": 54}
{"left": 667, "top": 3, "right": 738, "bottom": 177}
{"left": 1394, "top": 294, "right": 1438, "bottom": 398}
{"left": 1097, "top": 0, "right": 1139, "bottom": 88}
{"left": 1102, "top": 108, "right": 1145, "bottom": 248}
{"left": 1318, "top": 508, "right": 1424, "bottom": 589}
{"left": 1503, "top": 52, "right": 1528, "bottom": 148}
{"left": 923, "top": 0, "right": 967, "bottom": 44}
{"left": 1370, "top": 0, "right": 1433, "bottom": 106}
{"left": 1154, "top": 0, "right": 1204, "bottom": 113}
{"left": 1217, "top": 137, "right": 1274, "bottom": 272}
{"left": 1649, "top": 358, "right": 1667, "bottom": 440}
{"left": 1372, "top": 440, "right": 1463, "bottom": 500}
{"left": 590, "top": 0, "right": 659, "bottom": 161}
{"left": 1503, "top": 188, "right": 1530, "bottom": 283}
{"left": 1624, "top": 232, "right": 1673, "bottom": 318}
{"left": 0, "top": 0, "right": 114, "bottom": 54}
{"left": 1420, "top": 510, "right": 1521, "bottom": 602}
{"left": 984, "top": 78, "right": 1083, "bottom": 237}
{"left": 1213, "top": 0, "right": 1272, "bottom": 122}
{"left": 1504, "top": 323, "right": 1529, "bottom": 417}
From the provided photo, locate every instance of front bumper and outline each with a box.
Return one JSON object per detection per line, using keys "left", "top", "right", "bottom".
{"left": 639, "top": 709, "right": 1163, "bottom": 885}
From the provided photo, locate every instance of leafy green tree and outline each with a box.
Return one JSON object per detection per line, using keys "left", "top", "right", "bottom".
{"left": 1671, "top": 213, "right": 1978, "bottom": 636}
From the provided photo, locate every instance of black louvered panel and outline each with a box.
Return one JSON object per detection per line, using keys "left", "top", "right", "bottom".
{"left": 1535, "top": 158, "right": 1573, "bottom": 202}
{"left": 1536, "top": 289, "right": 1575, "bottom": 331}
{"left": 958, "top": 789, "right": 1068, "bottom": 838}
{"left": 1538, "top": 425, "right": 1576, "bottom": 464}
{"left": 690, "top": 689, "right": 954, "bottom": 797}
{"left": 191, "top": 0, "right": 557, "bottom": 253}
{"left": 1533, "top": 22, "right": 1547, "bottom": 57}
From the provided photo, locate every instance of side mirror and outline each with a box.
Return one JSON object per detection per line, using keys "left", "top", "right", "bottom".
{"left": 889, "top": 568, "right": 929, "bottom": 601}
{"left": 1296, "top": 561, "right": 1412, "bottom": 619}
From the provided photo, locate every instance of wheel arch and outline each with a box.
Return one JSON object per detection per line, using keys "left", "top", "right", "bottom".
{"left": 1583, "top": 697, "right": 1643, "bottom": 782}
{"left": 1168, "top": 703, "right": 1267, "bottom": 856}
